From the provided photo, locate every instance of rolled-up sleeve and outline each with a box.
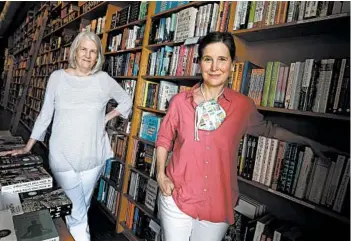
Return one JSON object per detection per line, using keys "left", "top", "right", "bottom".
{"left": 155, "top": 96, "right": 179, "bottom": 152}
{"left": 104, "top": 73, "right": 132, "bottom": 119}
{"left": 30, "top": 72, "right": 57, "bottom": 141}
{"left": 246, "top": 99, "right": 276, "bottom": 138}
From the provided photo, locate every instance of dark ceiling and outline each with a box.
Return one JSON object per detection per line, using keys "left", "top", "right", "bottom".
{"left": 0, "top": 2, "right": 4, "bottom": 13}
{"left": 0, "top": 2, "right": 37, "bottom": 42}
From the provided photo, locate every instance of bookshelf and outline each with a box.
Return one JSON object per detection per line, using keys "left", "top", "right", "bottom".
{"left": 3, "top": 1, "right": 350, "bottom": 241}
{"left": 117, "top": 1, "right": 350, "bottom": 241}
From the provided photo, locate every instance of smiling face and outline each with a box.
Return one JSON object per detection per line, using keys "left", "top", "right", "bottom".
{"left": 200, "top": 42, "right": 233, "bottom": 88}
{"left": 75, "top": 38, "right": 98, "bottom": 72}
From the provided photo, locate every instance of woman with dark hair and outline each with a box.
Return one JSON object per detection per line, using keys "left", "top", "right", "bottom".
{"left": 155, "top": 32, "right": 336, "bottom": 241}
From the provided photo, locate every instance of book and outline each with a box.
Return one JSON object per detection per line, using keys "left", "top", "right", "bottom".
{"left": 13, "top": 209, "right": 59, "bottom": 241}
{"left": 0, "top": 166, "right": 53, "bottom": 194}
{"left": 0, "top": 209, "right": 18, "bottom": 241}
{"left": 0, "top": 154, "right": 43, "bottom": 170}
{"left": 19, "top": 188, "right": 73, "bottom": 218}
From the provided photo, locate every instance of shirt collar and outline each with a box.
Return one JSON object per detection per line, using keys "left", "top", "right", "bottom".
{"left": 186, "top": 82, "right": 232, "bottom": 102}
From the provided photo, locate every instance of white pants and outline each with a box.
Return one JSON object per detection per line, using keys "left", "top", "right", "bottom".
{"left": 158, "top": 194, "right": 229, "bottom": 241}
{"left": 52, "top": 164, "right": 104, "bottom": 241}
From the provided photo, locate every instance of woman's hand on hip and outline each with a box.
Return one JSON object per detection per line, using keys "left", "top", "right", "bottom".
{"left": 157, "top": 173, "right": 174, "bottom": 196}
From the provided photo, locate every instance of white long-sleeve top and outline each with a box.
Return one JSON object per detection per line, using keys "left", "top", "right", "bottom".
{"left": 30, "top": 69, "right": 132, "bottom": 172}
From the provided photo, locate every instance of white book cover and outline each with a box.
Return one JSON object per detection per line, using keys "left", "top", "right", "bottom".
{"left": 0, "top": 192, "right": 24, "bottom": 216}
{"left": 0, "top": 209, "right": 17, "bottom": 241}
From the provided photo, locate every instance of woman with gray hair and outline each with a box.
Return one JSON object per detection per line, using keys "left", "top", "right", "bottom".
{"left": 0, "top": 31, "right": 133, "bottom": 240}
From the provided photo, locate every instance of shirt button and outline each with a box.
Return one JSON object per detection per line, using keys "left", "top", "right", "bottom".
{"left": 206, "top": 146, "right": 210, "bottom": 150}
{"left": 205, "top": 160, "right": 209, "bottom": 164}
{"left": 205, "top": 175, "right": 208, "bottom": 178}
{"left": 204, "top": 189, "right": 207, "bottom": 192}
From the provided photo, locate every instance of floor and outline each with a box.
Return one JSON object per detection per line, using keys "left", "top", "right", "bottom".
{"left": 0, "top": 107, "right": 128, "bottom": 241}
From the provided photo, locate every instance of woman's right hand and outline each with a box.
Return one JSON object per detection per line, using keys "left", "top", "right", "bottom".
{"left": 157, "top": 173, "right": 175, "bottom": 196}
{"left": 0, "top": 147, "right": 30, "bottom": 157}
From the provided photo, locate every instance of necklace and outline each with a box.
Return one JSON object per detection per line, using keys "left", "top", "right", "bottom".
{"left": 200, "top": 84, "right": 225, "bottom": 102}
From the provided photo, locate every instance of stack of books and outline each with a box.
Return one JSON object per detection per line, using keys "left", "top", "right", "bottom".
{"left": 0, "top": 135, "right": 73, "bottom": 241}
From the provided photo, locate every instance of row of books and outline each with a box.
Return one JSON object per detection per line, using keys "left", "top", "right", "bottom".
{"left": 231, "top": 58, "right": 350, "bottom": 115}
{"left": 0, "top": 135, "right": 74, "bottom": 241}
{"left": 237, "top": 134, "right": 349, "bottom": 213}
{"left": 150, "top": 2, "right": 231, "bottom": 44}
{"left": 105, "top": 53, "right": 141, "bottom": 77}
{"left": 110, "top": 2, "right": 148, "bottom": 30}
{"left": 126, "top": 170, "right": 161, "bottom": 240}
{"left": 224, "top": 194, "right": 307, "bottom": 241}
{"left": 107, "top": 24, "right": 146, "bottom": 52}
{"left": 233, "top": 1, "right": 350, "bottom": 31}
{"left": 147, "top": 44, "right": 201, "bottom": 77}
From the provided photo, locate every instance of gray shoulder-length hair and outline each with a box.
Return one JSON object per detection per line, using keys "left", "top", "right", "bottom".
{"left": 69, "top": 31, "right": 104, "bottom": 74}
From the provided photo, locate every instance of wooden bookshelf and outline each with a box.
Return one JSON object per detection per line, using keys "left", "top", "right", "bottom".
{"left": 151, "top": 1, "right": 207, "bottom": 19}
{"left": 104, "top": 47, "right": 143, "bottom": 55}
{"left": 129, "top": 165, "right": 151, "bottom": 180}
{"left": 107, "top": 18, "right": 147, "bottom": 33}
{"left": 142, "top": 75, "right": 202, "bottom": 81}
{"left": 137, "top": 106, "right": 166, "bottom": 115}
{"left": 94, "top": 198, "right": 118, "bottom": 224}
{"left": 238, "top": 177, "right": 350, "bottom": 224}
{"left": 5, "top": 2, "right": 350, "bottom": 241}
{"left": 232, "top": 13, "right": 350, "bottom": 42}
{"left": 123, "top": 193, "right": 160, "bottom": 224}
{"left": 119, "top": 222, "right": 142, "bottom": 241}
{"left": 147, "top": 41, "right": 184, "bottom": 50}
{"left": 256, "top": 106, "right": 350, "bottom": 121}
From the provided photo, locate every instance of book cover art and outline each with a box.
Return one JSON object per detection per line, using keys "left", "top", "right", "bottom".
{"left": 0, "top": 209, "right": 18, "bottom": 241}
{"left": 13, "top": 209, "right": 59, "bottom": 241}
{"left": 0, "top": 192, "right": 24, "bottom": 216}
{"left": 0, "top": 166, "right": 53, "bottom": 193}
{"left": 0, "top": 154, "right": 43, "bottom": 170}
{"left": 20, "top": 188, "right": 72, "bottom": 218}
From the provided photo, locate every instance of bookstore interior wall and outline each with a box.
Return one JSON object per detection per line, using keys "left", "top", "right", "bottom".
{"left": 0, "top": 1, "right": 350, "bottom": 241}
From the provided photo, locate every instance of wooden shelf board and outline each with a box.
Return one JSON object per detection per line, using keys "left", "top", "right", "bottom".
{"left": 132, "top": 136, "right": 155, "bottom": 147}
{"left": 100, "top": 175, "right": 122, "bottom": 193}
{"left": 152, "top": 1, "right": 207, "bottom": 19}
{"left": 233, "top": 13, "right": 350, "bottom": 42}
{"left": 44, "top": 2, "right": 108, "bottom": 38}
{"left": 120, "top": 222, "right": 142, "bottom": 241}
{"left": 128, "top": 165, "right": 152, "bottom": 180}
{"left": 94, "top": 199, "right": 117, "bottom": 224}
{"left": 147, "top": 41, "right": 184, "bottom": 50}
{"left": 112, "top": 76, "right": 138, "bottom": 80}
{"left": 107, "top": 19, "right": 147, "bottom": 33}
{"left": 142, "top": 75, "right": 201, "bottom": 81}
{"left": 137, "top": 106, "right": 166, "bottom": 115}
{"left": 238, "top": 177, "right": 350, "bottom": 224}
{"left": 257, "top": 106, "right": 350, "bottom": 121}
{"left": 105, "top": 47, "right": 143, "bottom": 55}
{"left": 123, "top": 193, "right": 160, "bottom": 224}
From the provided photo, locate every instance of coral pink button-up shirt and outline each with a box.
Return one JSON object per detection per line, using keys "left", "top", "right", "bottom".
{"left": 155, "top": 83, "right": 275, "bottom": 224}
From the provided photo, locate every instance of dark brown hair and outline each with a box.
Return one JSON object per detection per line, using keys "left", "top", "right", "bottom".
{"left": 198, "top": 32, "right": 236, "bottom": 61}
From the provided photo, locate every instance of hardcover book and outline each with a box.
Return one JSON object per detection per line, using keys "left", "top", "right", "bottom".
{"left": 0, "top": 154, "right": 43, "bottom": 170}
{"left": 0, "top": 166, "right": 53, "bottom": 194}
{"left": 0, "top": 209, "right": 18, "bottom": 241}
{"left": 20, "top": 188, "right": 72, "bottom": 218}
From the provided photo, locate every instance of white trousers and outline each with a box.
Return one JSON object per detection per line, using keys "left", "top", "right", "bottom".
{"left": 158, "top": 194, "right": 229, "bottom": 241}
{"left": 52, "top": 164, "right": 104, "bottom": 241}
